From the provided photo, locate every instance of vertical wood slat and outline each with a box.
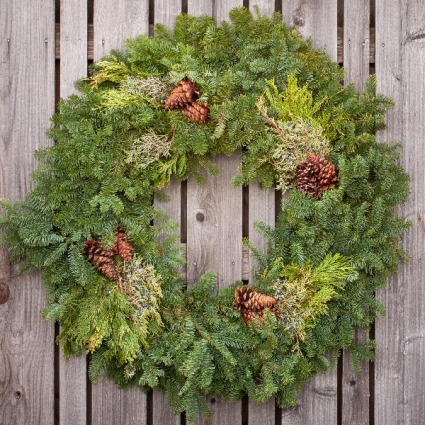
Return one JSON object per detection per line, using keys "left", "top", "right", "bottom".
{"left": 152, "top": 2, "right": 183, "bottom": 424}
{"left": 187, "top": 153, "right": 243, "bottom": 425}
{"left": 281, "top": 0, "right": 338, "bottom": 62}
{"left": 59, "top": 1, "right": 88, "bottom": 424}
{"left": 341, "top": 1, "right": 371, "bottom": 424}
{"left": 250, "top": 0, "right": 275, "bottom": 17}
{"left": 281, "top": 2, "right": 338, "bottom": 424}
{"left": 92, "top": 2, "right": 149, "bottom": 424}
{"left": 0, "top": 1, "right": 55, "bottom": 424}
{"left": 247, "top": 1, "right": 276, "bottom": 424}
{"left": 186, "top": 2, "right": 244, "bottom": 424}
{"left": 247, "top": 182, "right": 275, "bottom": 425}
{"left": 93, "top": 0, "right": 149, "bottom": 61}
{"left": 375, "top": 1, "right": 425, "bottom": 424}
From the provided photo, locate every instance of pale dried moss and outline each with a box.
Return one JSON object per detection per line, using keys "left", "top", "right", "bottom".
{"left": 125, "top": 129, "right": 172, "bottom": 168}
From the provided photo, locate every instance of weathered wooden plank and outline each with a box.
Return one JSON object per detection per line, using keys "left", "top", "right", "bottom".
{"left": 55, "top": 24, "right": 377, "bottom": 64}
{"left": 187, "top": 0, "right": 213, "bottom": 17}
{"left": 375, "top": 1, "right": 425, "bottom": 424}
{"left": 91, "top": 2, "right": 149, "bottom": 423}
{"left": 91, "top": 378, "right": 147, "bottom": 425}
{"left": 216, "top": 0, "right": 243, "bottom": 23}
{"left": 247, "top": 182, "right": 275, "bottom": 425}
{"left": 343, "top": 0, "right": 370, "bottom": 89}
{"left": 154, "top": 0, "right": 181, "bottom": 31}
{"left": 281, "top": 0, "right": 338, "bottom": 62}
{"left": 250, "top": 0, "right": 275, "bottom": 17}
{"left": 282, "top": 360, "right": 337, "bottom": 425}
{"left": 93, "top": 0, "right": 149, "bottom": 62}
{"left": 0, "top": 0, "right": 55, "bottom": 424}
{"left": 187, "top": 152, "right": 243, "bottom": 288}
{"left": 59, "top": 1, "right": 88, "bottom": 423}
{"left": 153, "top": 179, "right": 182, "bottom": 425}
{"left": 152, "top": 3, "right": 183, "bottom": 424}
{"left": 341, "top": 1, "right": 370, "bottom": 424}
{"left": 280, "top": 2, "right": 338, "bottom": 424}
{"left": 187, "top": 152, "right": 243, "bottom": 425}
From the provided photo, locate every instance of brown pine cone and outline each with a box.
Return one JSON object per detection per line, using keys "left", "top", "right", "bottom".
{"left": 83, "top": 240, "right": 119, "bottom": 281}
{"left": 297, "top": 153, "right": 338, "bottom": 199}
{"left": 234, "top": 286, "right": 276, "bottom": 310}
{"left": 181, "top": 101, "right": 210, "bottom": 123}
{"left": 113, "top": 227, "right": 133, "bottom": 262}
{"left": 242, "top": 309, "right": 256, "bottom": 324}
{"left": 164, "top": 80, "right": 200, "bottom": 110}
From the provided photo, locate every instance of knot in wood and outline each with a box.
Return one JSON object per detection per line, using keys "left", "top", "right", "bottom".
{"left": 0, "top": 281, "right": 10, "bottom": 304}
{"left": 195, "top": 212, "right": 205, "bottom": 222}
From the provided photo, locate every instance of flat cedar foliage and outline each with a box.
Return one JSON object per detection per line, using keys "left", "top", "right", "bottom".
{"left": 0, "top": 7, "right": 410, "bottom": 421}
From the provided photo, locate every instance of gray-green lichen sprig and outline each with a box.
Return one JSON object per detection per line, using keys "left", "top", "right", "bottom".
{"left": 0, "top": 7, "right": 410, "bottom": 422}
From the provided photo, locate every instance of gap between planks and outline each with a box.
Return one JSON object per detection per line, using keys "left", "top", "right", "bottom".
{"left": 54, "top": 24, "right": 376, "bottom": 64}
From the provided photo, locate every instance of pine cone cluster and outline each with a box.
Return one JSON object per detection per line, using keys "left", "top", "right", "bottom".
{"left": 114, "top": 227, "right": 133, "bottom": 261}
{"left": 297, "top": 153, "right": 338, "bottom": 199}
{"left": 164, "top": 79, "right": 210, "bottom": 123}
{"left": 233, "top": 286, "right": 279, "bottom": 324}
{"left": 83, "top": 227, "right": 133, "bottom": 282}
{"left": 83, "top": 240, "right": 119, "bottom": 282}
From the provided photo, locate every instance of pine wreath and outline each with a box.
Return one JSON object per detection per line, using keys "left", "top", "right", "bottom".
{"left": 0, "top": 8, "right": 411, "bottom": 421}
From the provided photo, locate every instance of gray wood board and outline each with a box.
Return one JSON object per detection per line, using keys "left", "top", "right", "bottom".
{"left": 375, "top": 0, "right": 425, "bottom": 424}
{"left": 59, "top": 1, "right": 88, "bottom": 423}
{"left": 0, "top": 0, "right": 56, "bottom": 423}
{"left": 91, "top": 377, "right": 147, "bottom": 425}
{"left": 341, "top": 1, "right": 371, "bottom": 424}
{"left": 93, "top": 0, "right": 149, "bottom": 62}
{"left": 187, "top": 152, "right": 243, "bottom": 425}
{"left": 153, "top": 179, "right": 182, "bottom": 425}
{"left": 281, "top": 0, "right": 338, "bottom": 62}
{"left": 280, "top": 1, "right": 338, "bottom": 423}
{"left": 250, "top": 0, "right": 275, "bottom": 17}
{"left": 91, "top": 1, "right": 149, "bottom": 423}
{"left": 152, "top": 2, "right": 183, "bottom": 423}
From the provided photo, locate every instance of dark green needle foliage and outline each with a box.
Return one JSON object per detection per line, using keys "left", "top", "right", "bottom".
{"left": 0, "top": 7, "right": 410, "bottom": 420}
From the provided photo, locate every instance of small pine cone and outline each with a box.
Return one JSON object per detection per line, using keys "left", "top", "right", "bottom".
{"left": 83, "top": 240, "right": 119, "bottom": 281}
{"left": 164, "top": 80, "right": 200, "bottom": 110}
{"left": 233, "top": 286, "right": 276, "bottom": 311}
{"left": 242, "top": 309, "right": 256, "bottom": 324}
{"left": 113, "top": 227, "right": 133, "bottom": 262}
{"left": 317, "top": 158, "right": 338, "bottom": 193}
{"left": 297, "top": 153, "right": 338, "bottom": 199}
{"left": 181, "top": 101, "right": 210, "bottom": 123}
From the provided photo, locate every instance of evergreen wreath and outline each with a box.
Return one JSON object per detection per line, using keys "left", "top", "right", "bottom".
{"left": 0, "top": 8, "right": 411, "bottom": 421}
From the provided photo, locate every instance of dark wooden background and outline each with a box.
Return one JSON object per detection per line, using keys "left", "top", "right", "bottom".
{"left": 1, "top": 1, "right": 424, "bottom": 424}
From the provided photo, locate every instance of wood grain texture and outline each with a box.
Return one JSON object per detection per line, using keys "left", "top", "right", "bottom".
{"left": 59, "top": 1, "right": 88, "bottom": 423}
{"left": 55, "top": 24, "right": 376, "bottom": 64}
{"left": 216, "top": 0, "right": 243, "bottom": 23}
{"left": 341, "top": 1, "right": 371, "bottom": 424}
{"left": 187, "top": 153, "right": 243, "bottom": 288}
{"left": 93, "top": 0, "right": 149, "bottom": 62}
{"left": 153, "top": 179, "right": 182, "bottom": 425}
{"left": 91, "top": 377, "right": 147, "bottom": 425}
{"left": 187, "top": 152, "right": 243, "bottom": 425}
{"left": 152, "top": 3, "right": 183, "bottom": 423}
{"left": 188, "top": 0, "right": 213, "bottom": 17}
{"left": 91, "top": 2, "right": 148, "bottom": 422}
{"left": 247, "top": 183, "right": 275, "bottom": 425}
{"left": 281, "top": 364, "right": 337, "bottom": 425}
{"left": 281, "top": 0, "right": 338, "bottom": 62}
{"left": 250, "top": 0, "right": 275, "bottom": 17}
{"left": 343, "top": 0, "right": 370, "bottom": 89}
{"left": 0, "top": 0, "right": 55, "bottom": 424}
{"left": 375, "top": 1, "right": 425, "bottom": 424}
{"left": 281, "top": 2, "right": 338, "bottom": 423}
{"left": 154, "top": 0, "right": 181, "bottom": 31}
